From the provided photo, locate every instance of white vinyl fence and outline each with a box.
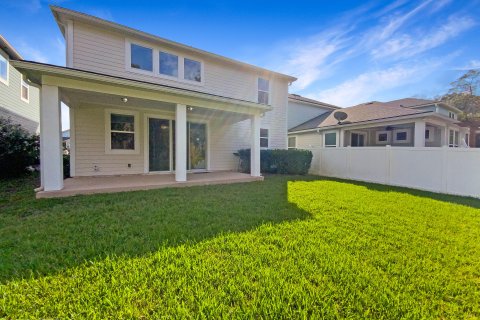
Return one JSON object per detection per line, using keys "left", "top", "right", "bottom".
{"left": 308, "top": 146, "right": 480, "bottom": 198}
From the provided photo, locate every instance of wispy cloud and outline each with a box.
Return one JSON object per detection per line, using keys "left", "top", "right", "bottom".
{"left": 16, "top": 41, "right": 49, "bottom": 63}
{"left": 372, "top": 15, "right": 476, "bottom": 60}
{"left": 272, "top": 0, "right": 477, "bottom": 105}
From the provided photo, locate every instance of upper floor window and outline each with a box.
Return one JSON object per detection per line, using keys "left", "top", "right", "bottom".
{"left": 258, "top": 78, "right": 269, "bottom": 105}
{"left": 0, "top": 54, "right": 7, "bottom": 85}
{"left": 159, "top": 51, "right": 178, "bottom": 77}
{"left": 130, "top": 43, "right": 153, "bottom": 72}
{"left": 448, "top": 112, "right": 456, "bottom": 119}
{"left": 21, "top": 80, "right": 29, "bottom": 102}
{"left": 184, "top": 58, "right": 201, "bottom": 82}
{"left": 260, "top": 128, "right": 269, "bottom": 148}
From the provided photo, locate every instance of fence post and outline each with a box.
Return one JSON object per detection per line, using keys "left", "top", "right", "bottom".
{"left": 346, "top": 146, "right": 351, "bottom": 179}
{"left": 441, "top": 146, "right": 449, "bottom": 193}
{"left": 385, "top": 145, "right": 391, "bottom": 185}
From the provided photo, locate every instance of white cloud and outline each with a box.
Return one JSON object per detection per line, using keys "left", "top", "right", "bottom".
{"left": 372, "top": 15, "right": 476, "bottom": 60}
{"left": 308, "top": 57, "right": 451, "bottom": 107}
{"left": 455, "top": 60, "right": 480, "bottom": 70}
{"left": 16, "top": 42, "right": 49, "bottom": 63}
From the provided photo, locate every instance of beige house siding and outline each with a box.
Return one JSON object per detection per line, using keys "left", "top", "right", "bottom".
{"left": 71, "top": 22, "right": 286, "bottom": 105}
{"left": 0, "top": 49, "right": 40, "bottom": 133}
{"left": 73, "top": 102, "right": 288, "bottom": 176}
{"left": 290, "top": 132, "right": 323, "bottom": 149}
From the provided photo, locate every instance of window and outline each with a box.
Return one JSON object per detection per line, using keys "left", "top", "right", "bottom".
{"left": 130, "top": 43, "right": 153, "bottom": 71}
{"left": 375, "top": 131, "right": 391, "bottom": 144}
{"left": 0, "top": 54, "right": 7, "bottom": 85}
{"left": 159, "top": 51, "right": 178, "bottom": 77}
{"left": 106, "top": 110, "right": 139, "bottom": 153}
{"left": 260, "top": 128, "right": 269, "bottom": 148}
{"left": 21, "top": 80, "right": 29, "bottom": 102}
{"left": 351, "top": 132, "right": 366, "bottom": 147}
{"left": 465, "top": 133, "right": 470, "bottom": 146}
{"left": 425, "top": 126, "right": 434, "bottom": 142}
{"left": 288, "top": 136, "right": 296, "bottom": 149}
{"left": 448, "top": 112, "right": 456, "bottom": 119}
{"left": 449, "top": 129, "right": 459, "bottom": 148}
{"left": 324, "top": 132, "right": 337, "bottom": 147}
{"left": 393, "top": 129, "right": 411, "bottom": 144}
{"left": 184, "top": 58, "right": 201, "bottom": 82}
{"left": 258, "top": 78, "right": 269, "bottom": 105}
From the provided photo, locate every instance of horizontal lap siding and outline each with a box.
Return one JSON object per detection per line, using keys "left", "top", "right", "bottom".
{"left": 74, "top": 104, "right": 144, "bottom": 176}
{"left": 72, "top": 22, "right": 259, "bottom": 103}
{"left": 0, "top": 51, "right": 39, "bottom": 132}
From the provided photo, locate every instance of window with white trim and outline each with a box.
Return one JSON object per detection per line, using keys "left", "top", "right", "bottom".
{"left": 159, "top": 51, "right": 178, "bottom": 77}
{"left": 21, "top": 80, "right": 29, "bottom": 102}
{"left": 288, "top": 136, "right": 297, "bottom": 149}
{"left": 260, "top": 128, "right": 269, "bottom": 148}
{"left": 393, "top": 129, "right": 411, "bottom": 144}
{"left": 425, "top": 126, "right": 434, "bottom": 142}
{"left": 106, "top": 110, "right": 139, "bottom": 153}
{"left": 130, "top": 43, "right": 153, "bottom": 71}
{"left": 448, "top": 112, "right": 456, "bottom": 119}
{"left": 184, "top": 58, "right": 202, "bottom": 82}
{"left": 324, "top": 132, "right": 337, "bottom": 147}
{"left": 449, "top": 129, "right": 459, "bottom": 147}
{"left": 258, "top": 78, "right": 269, "bottom": 105}
{"left": 375, "top": 131, "right": 391, "bottom": 144}
{"left": 0, "top": 54, "right": 7, "bottom": 85}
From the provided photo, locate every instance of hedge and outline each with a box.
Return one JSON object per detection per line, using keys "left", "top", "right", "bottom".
{"left": 237, "top": 149, "right": 313, "bottom": 175}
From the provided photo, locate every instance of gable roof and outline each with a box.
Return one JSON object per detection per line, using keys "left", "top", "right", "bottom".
{"left": 0, "top": 34, "right": 22, "bottom": 60}
{"left": 50, "top": 6, "right": 296, "bottom": 82}
{"left": 288, "top": 94, "right": 340, "bottom": 110}
{"left": 289, "top": 101, "right": 433, "bottom": 132}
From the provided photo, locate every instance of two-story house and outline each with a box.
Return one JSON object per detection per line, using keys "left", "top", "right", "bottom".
{"left": 0, "top": 35, "right": 40, "bottom": 133}
{"left": 13, "top": 6, "right": 296, "bottom": 196}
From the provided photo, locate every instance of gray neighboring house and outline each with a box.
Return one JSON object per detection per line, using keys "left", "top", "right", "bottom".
{"left": 288, "top": 98, "right": 469, "bottom": 149}
{"left": 0, "top": 35, "right": 40, "bottom": 133}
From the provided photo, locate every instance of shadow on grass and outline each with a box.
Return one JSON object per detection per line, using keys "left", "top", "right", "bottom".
{"left": 0, "top": 174, "right": 312, "bottom": 283}
{"left": 307, "top": 175, "right": 480, "bottom": 209}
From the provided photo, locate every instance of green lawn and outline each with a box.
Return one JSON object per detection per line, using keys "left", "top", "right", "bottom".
{"left": 1, "top": 174, "right": 479, "bottom": 318}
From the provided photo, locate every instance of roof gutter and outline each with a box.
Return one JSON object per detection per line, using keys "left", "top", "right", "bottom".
{"left": 0, "top": 35, "right": 22, "bottom": 60}
{"left": 12, "top": 60, "right": 273, "bottom": 112}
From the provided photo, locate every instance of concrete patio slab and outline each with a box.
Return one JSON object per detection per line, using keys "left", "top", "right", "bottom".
{"left": 36, "top": 171, "right": 263, "bottom": 199}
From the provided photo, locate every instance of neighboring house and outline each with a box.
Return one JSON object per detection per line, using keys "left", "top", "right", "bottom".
{"left": 0, "top": 35, "right": 39, "bottom": 133}
{"left": 13, "top": 6, "right": 296, "bottom": 192}
{"left": 460, "top": 120, "right": 480, "bottom": 148}
{"left": 288, "top": 98, "right": 469, "bottom": 149}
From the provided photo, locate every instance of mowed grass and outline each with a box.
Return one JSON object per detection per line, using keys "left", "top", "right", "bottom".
{"left": 1, "top": 175, "right": 479, "bottom": 318}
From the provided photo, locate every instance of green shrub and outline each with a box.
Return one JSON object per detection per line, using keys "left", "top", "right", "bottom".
{"left": 0, "top": 117, "right": 39, "bottom": 178}
{"left": 237, "top": 149, "right": 312, "bottom": 175}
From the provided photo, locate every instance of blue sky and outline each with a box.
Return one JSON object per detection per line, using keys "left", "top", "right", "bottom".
{"left": 1, "top": 0, "right": 480, "bottom": 108}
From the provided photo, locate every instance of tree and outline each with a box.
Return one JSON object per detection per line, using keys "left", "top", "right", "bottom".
{"left": 440, "top": 70, "right": 480, "bottom": 120}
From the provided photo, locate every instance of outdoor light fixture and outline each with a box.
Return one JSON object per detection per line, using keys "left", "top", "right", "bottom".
{"left": 187, "top": 106, "right": 194, "bottom": 111}
{"left": 121, "top": 97, "right": 128, "bottom": 103}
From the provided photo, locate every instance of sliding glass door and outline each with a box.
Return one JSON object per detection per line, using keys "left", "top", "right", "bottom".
{"left": 148, "top": 117, "right": 207, "bottom": 172}
{"left": 149, "top": 118, "right": 170, "bottom": 171}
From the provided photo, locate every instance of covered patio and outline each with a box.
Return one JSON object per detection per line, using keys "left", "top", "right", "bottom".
{"left": 14, "top": 60, "right": 269, "bottom": 197}
{"left": 36, "top": 171, "right": 262, "bottom": 198}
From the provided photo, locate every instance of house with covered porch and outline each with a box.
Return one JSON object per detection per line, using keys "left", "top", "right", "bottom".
{"left": 13, "top": 6, "right": 296, "bottom": 198}
{"left": 288, "top": 98, "right": 469, "bottom": 149}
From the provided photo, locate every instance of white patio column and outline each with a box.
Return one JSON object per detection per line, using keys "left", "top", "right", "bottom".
{"left": 414, "top": 120, "right": 426, "bottom": 147}
{"left": 440, "top": 126, "right": 448, "bottom": 146}
{"left": 40, "top": 85, "right": 63, "bottom": 191}
{"left": 175, "top": 104, "right": 187, "bottom": 182}
{"left": 250, "top": 113, "right": 261, "bottom": 177}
